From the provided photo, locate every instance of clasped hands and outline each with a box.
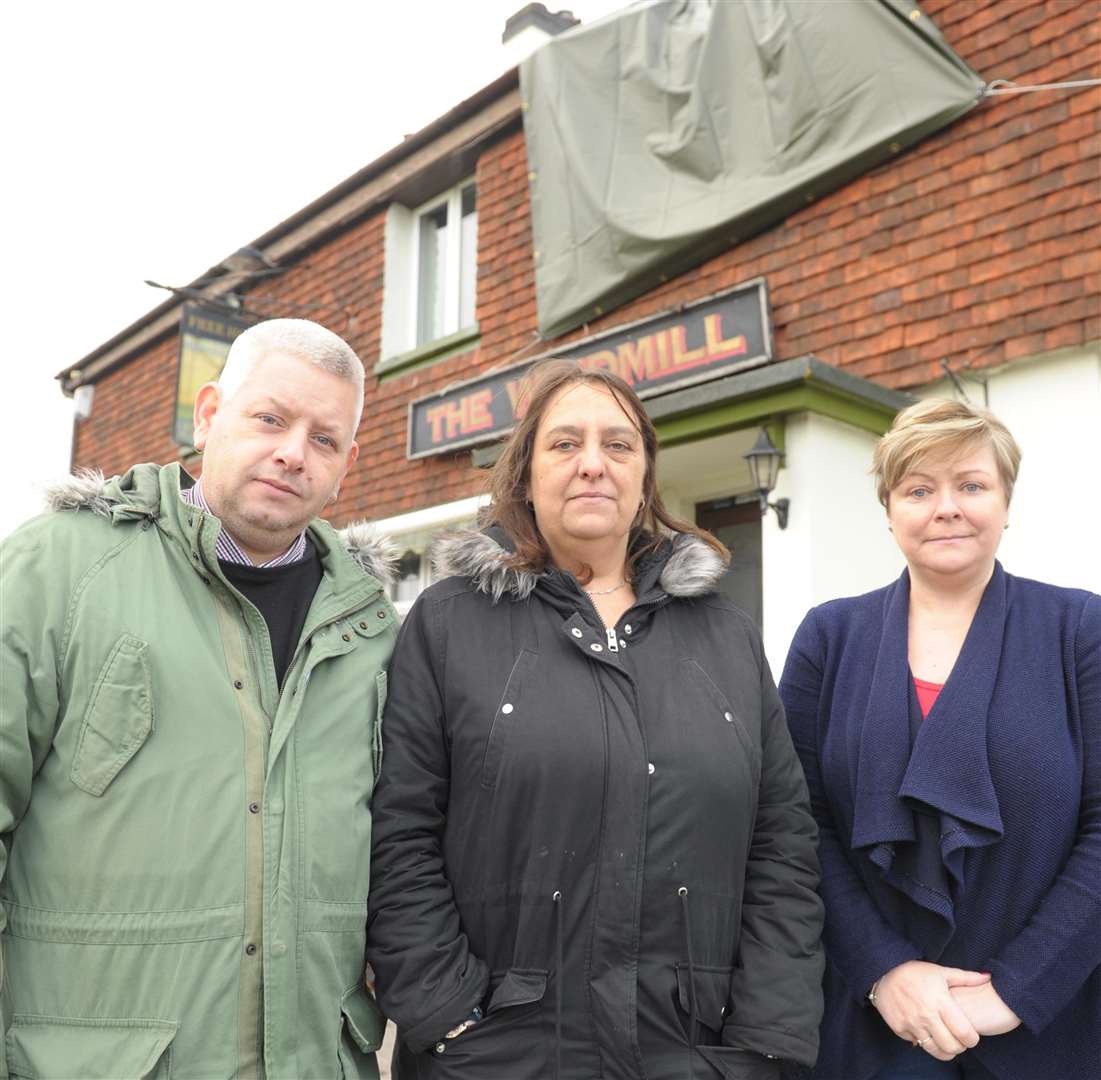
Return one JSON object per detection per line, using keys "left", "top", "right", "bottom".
{"left": 870, "top": 960, "right": 1021, "bottom": 1062}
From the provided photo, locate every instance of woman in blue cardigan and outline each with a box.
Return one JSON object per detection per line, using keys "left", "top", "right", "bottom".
{"left": 779, "top": 399, "right": 1100, "bottom": 1080}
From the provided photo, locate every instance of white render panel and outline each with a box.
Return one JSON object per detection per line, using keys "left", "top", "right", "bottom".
{"left": 369, "top": 493, "right": 489, "bottom": 539}
{"left": 762, "top": 412, "right": 902, "bottom": 674}
{"left": 918, "top": 344, "right": 1101, "bottom": 593}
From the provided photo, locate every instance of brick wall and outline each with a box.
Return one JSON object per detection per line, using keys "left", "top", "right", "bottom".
{"left": 73, "top": 0, "right": 1099, "bottom": 526}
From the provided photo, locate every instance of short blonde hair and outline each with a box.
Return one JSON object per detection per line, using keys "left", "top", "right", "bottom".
{"left": 220, "top": 318, "right": 365, "bottom": 420}
{"left": 873, "top": 398, "right": 1022, "bottom": 507}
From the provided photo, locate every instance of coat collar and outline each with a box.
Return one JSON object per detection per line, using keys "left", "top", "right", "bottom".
{"left": 430, "top": 527, "right": 726, "bottom": 603}
{"left": 851, "top": 563, "right": 1008, "bottom": 943}
{"left": 44, "top": 463, "right": 397, "bottom": 587}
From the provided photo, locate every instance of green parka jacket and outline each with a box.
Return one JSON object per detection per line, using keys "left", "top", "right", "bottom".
{"left": 0, "top": 463, "right": 398, "bottom": 1079}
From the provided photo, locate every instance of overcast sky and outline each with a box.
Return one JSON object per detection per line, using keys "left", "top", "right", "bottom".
{"left": 0, "top": 0, "right": 625, "bottom": 538}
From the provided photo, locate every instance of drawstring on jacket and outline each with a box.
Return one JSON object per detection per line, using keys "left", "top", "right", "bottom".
{"left": 678, "top": 885, "right": 698, "bottom": 1080}
{"left": 552, "top": 889, "right": 563, "bottom": 1080}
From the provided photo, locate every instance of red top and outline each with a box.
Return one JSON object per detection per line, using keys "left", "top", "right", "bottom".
{"left": 913, "top": 676, "right": 944, "bottom": 718}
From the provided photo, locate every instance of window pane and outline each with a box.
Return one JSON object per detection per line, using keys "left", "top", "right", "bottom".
{"left": 417, "top": 204, "right": 447, "bottom": 345}
{"left": 394, "top": 550, "right": 423, "bottom": 604}
{"left": 459, "top": 184, "right": 477, "bottom": 330}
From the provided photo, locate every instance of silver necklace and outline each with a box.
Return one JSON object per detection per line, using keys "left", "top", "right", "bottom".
{"left": 584, "top": 580, "right": 626, "bottom": 596}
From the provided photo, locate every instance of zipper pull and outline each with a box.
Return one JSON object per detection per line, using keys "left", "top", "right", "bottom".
{"left": 606, "top": 627, "right": 618, "bottom": 652}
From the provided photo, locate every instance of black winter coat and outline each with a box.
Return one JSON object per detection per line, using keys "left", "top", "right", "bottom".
{"left": 367, "top": 530, "right": 824, "bottom": 1080}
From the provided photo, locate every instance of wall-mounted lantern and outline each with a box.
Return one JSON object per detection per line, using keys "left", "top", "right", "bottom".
{"left": 743, "top": 428, "right": 789, "bottom": 530}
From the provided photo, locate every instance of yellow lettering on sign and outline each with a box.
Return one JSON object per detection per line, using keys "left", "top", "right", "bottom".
{"left": 505, "top": 377, "right": 528, "bottom": 419}
{"left": 652, "top": 330, "right": 672, "bottom": 376}
{"left": 466, "top": 389, "right": 494, "bottom": 433}
{"left": 616, "top": 337, "right": 654, "bottom": 386}
{"left": 703, "top": 314, "right": 747, "bottom": 361}
{"left": 425, "top": 389, "right": 496, "bottom": 444}
{"left": 424, "top": 402, "right": 457, "bottom": 443}
{"left": 670, "top": 325, "right": 705, "bottom": 367}
{"left": 192, "top": 317, "right": 228, "bottom": 336}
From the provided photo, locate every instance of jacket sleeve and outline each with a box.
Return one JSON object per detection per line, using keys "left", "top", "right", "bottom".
{"left": 366, "top": 594, "right": 490, "bottom": 1053}
{"left": 984, "top": 592, "right": 1101, "bottom": 1034}
{"left": 778, "top": 609, "right": 922, "bottom": 1004}
{"left": 722, "top": 628, "right": 825, "bottom": 1068}
{"left": 0, "top": 527, "right": 65, "bottom": 1080}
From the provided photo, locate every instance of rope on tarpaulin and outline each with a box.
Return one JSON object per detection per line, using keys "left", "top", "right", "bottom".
{"left": 982, "top": 78, "right": 1101, "bottom": 97}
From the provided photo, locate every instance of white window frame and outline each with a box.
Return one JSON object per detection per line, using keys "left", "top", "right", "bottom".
{"left": 370, "top": 493, "right": 490, "bottom": 617}
{"left": 380, "top": 178, "right": 477, "bottom": 363}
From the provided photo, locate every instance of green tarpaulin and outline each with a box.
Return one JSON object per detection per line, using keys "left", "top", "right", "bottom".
{"left": 521, "top": 0, "right": 985, "bottom": 340}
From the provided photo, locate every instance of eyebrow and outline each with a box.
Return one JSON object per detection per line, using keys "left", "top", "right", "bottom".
{"left": 544, "top": 424, "right": 639, "bottom": 439}
{"left": 903, "top": 467, "right": 994, "bottom": 481}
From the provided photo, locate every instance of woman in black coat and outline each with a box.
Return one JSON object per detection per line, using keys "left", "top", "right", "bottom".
{"left": 367, "top": 360, "right": 824, "bottom": 1080}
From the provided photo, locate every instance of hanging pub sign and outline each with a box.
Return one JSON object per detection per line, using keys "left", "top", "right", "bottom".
{"left": 407, "top": 278, "right": 772, "bottom": 458}
{"left": 172, "top": 302, "right": 258, "bottom": 445}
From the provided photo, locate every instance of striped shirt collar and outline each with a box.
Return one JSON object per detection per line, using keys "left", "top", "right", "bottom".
{"left": 180, "top": 478, "right": 308, "bottom": 567}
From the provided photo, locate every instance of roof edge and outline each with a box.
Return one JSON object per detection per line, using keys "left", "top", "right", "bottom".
{"left": 58, "top": 66, "right": 522, "bottom": 391}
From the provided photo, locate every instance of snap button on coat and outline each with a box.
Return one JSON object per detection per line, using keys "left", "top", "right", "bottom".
{"left": 368, "top": 528, "right": 824, "bottom": 1079}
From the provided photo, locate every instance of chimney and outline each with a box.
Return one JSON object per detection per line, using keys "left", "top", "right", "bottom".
{"left": 502, "top": 3, "right": 580, "bottom": 67}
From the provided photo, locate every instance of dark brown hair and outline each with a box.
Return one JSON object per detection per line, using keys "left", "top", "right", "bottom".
{"left": 482, "top": 359, "right": 729, "bottom": 582}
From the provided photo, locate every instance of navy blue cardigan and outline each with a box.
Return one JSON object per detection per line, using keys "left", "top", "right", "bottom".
{"left": 779, "top": 564, "right": 1100, "bottom": 1080}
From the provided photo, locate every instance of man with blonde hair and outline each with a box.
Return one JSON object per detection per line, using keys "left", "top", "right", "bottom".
{"left": 1, "top": 318, "right": 395, "bottom": 1078}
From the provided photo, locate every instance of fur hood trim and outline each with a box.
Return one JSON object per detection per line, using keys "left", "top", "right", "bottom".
{"left": 44, "top": 469, "right": 112, "bottom": 517}
{"left": 44, "top": 467, "right": 397, "bottom": 586}
{"left": 659, "top": 531, "right": 729, "bottom": 598}
{"left": 431, "top": 531, "right": 539, "bottom": 602}
{"left": 431, "top": 529, "right": 725, "bottom": 601}
{"left": 336, "top": 522, "right": 398, "bottom": 587}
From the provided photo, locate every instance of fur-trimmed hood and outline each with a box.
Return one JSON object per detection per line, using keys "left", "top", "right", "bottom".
{"left": 336, "top": 521, "right": 398, "bottom": 587}
{"left": 430, "top": 528, "right": 726, "bottom": 602}
{"left": 45, "top": 468, "right": 115, "bottom": 518}
{"left": 44, "top": 464, "right": 396, "bottom": 586}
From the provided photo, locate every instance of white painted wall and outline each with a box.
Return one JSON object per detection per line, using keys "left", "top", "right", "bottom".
{"left": 918, "top": 343, "right": 1101, "bottom": 594}
{"left": 762, "top": 412, "right": 903, "bottom": 674}
{"left": 656, "top": 428, "right": 759, "bottom": 520}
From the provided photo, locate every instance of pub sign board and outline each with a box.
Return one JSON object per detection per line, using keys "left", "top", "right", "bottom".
{"left": 173, "top": 302, "right": 258, "bottom": 445}
{"left": 407, "top": 278, "right": 772, "bottom": 458}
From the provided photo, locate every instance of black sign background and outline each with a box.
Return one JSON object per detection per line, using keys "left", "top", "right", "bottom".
{"left": 408, "top": 279, "right": 771, "bottom": 458}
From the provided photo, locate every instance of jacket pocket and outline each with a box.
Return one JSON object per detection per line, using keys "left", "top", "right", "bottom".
{"left": 337, "top": 984, "right": 385, "bottom": 1079}
{"left": 485, "top": 968, "right": 548, "bottom": 1015}
{"left": 5, "top": 1014, "right": 177, "bottom": 1078}
{"left": 373, "top": 670, "right": 387, "bottom": 776}
{"left": 480, "top": 649, "right": 539, "bottom": 789}
{"left": 675, "top": 963, "right": 734, "bottom": 1033}
{"left": 696, "top": 1046, "right": 781, "bottom": 1080}
{"left": 70, "top": 634, "right": 154, "bottom": 797}
{"left": 412, "top": 970, "right": 548, "bottom": 1079}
